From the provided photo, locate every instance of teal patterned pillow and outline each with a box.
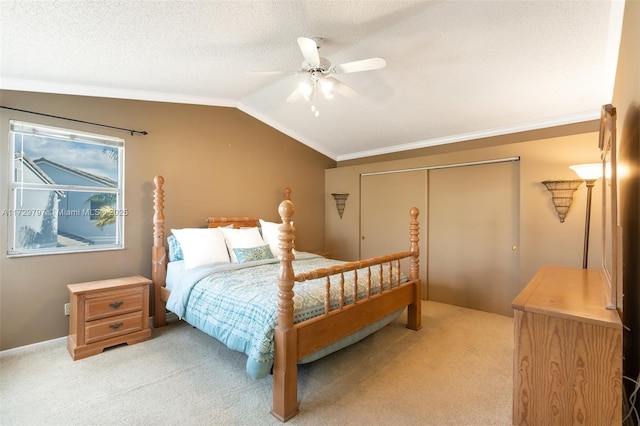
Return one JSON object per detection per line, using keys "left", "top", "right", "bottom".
{"left": 167, "top": 235, "right": 184, "bottom": 262}
{"left": 233, "top": 245, "right": 274, "bottom": 263}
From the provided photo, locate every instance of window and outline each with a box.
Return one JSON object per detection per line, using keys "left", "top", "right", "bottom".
{"left": 7, "top": 121, "right": 125, "bottom": 256}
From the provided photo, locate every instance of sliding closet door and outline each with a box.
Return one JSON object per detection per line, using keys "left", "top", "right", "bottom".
{"left": 428, "top": 161, "right": 519, "bottom": 316}
{"left": 360, "top": 171, "right": 427, "bottom": 295}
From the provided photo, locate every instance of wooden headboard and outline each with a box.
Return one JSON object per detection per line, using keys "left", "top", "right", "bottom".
{"left": 206, "top": 217, "right": 260, "bottom": 228}
{"left": 151, "top": 180, "right": 293, "bottom": 328}
{"left": 205, "top": 188, "right": 290, "bottom": 229}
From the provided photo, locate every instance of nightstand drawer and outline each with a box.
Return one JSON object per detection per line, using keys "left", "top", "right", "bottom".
{"left": 85, "top": 311, "right": 144, "bottom": 344}
{"left": 85, "top": 291, "right": 143, "bottom": 321}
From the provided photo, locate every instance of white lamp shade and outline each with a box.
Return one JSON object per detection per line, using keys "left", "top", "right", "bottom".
{"left": 320, "top": 78, "right": 334, "bottom": 99}
{"left": 299, "top": 80, "right": 314, "bottom": 100}
{"left": 570, "top": 163, "right": 602, "bottom": 180}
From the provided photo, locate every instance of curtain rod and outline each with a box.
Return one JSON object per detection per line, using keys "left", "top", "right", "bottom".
{"left": 0, "top": 106, "right": 148, "bottom": 136}
{"left": 361, "top": 156, "right": 520, "bottom": 176}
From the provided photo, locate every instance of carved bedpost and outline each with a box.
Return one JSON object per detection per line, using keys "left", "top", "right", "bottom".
{"left": 407, "top": 207, "right": 422, "bottom": 331}
{"left": 152, "top": 175, "right": 167, "bottom": 328}
{"left": 271, "top": 196, "right": 299, "bottom": 422}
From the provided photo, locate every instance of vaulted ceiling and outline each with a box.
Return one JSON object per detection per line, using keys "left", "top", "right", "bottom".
{"left": 0, "top": 1, "right": 626, "bottom": 161}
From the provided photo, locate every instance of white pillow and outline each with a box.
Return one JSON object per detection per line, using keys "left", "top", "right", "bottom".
{"left": 259, "top": 219, "right": 281, "bottom": 257}
{"left": 220, "top": 227, "right": 266, "bottom": 263}
{"left": 171, "top": 228, "right": 230, "bottom": 269}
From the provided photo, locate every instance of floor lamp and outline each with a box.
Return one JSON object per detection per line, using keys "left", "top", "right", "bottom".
{"left": 569, "top": 163, "right": 603, "bottom": 269}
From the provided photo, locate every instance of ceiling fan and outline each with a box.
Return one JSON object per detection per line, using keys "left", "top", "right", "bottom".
{"left": 252, "top": 37, "right": 386, "bottom": 116}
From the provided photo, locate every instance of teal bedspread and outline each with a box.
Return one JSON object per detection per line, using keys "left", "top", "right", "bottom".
{"left": 166, "top": 252, "right": 402, "bottom": 379}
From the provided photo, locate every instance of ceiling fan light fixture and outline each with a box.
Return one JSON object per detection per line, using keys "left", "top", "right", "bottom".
{"left": 299, "top": 80, "right": 314, "bottom": 101}
{"left": 254, "top": 36, "right": 386, "bottom": 115}
{"left": 320, "top": 78, "right": 334, "bottom": 99}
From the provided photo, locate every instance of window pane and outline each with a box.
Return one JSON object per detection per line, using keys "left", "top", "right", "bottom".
{"left": 11, "top": 188, "right": 122, "bottom": 252}
{"left": 8, "top": 121, "right": 124, "bottom": 256}
{"left": 13, "top": 133, "right": 119, "bottom": 187}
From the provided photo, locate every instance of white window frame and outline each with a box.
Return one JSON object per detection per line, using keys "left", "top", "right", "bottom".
{"left": 7, "top": 121, "right": 125, "bottom": 256}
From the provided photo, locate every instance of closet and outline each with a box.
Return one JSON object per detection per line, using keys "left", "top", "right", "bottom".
{"left": 360, "top": 158, "right": 519, "bottom": 316}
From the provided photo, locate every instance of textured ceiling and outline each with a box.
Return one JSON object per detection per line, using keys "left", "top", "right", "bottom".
{"left": 0, "top": 1, "right": 626, "bottom": 161}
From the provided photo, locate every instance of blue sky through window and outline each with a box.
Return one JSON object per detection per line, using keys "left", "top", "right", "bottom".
{"left": 17, "top": 135, "right": 118, "bottom": 181}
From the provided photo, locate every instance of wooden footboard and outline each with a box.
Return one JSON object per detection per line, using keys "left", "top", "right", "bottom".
{"left": 271, "top": 198, "right": 421, "bottom": 422}
{"left": 150, "top": 176, "right": 421, "bottom": 422}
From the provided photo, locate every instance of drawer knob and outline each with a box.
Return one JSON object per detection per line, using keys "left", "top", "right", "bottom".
{"left": 109, "top": 322, "right": 123, "bottom": 330}
{"left": 109, "top": 301, "right": 124, "bottom": 309}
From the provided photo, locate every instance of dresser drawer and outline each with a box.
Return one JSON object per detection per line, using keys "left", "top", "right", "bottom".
{"left": 85, "top": 311, "right": 144, "bottom": 344}
{"left": 85, "top": 290, "right": 143, "bottom": 321}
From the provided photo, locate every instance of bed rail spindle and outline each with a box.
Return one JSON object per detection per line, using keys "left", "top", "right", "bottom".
{"left": 366, "top": 267, "right": 372, "bottom": 298}
{"left": 338, "top": 274, "right": 345, "bottom": 309}
{"left": 325, "top": 277, "right": 331, "bottom": 314}
{"left": 353, "top": 269, "right": 358, "bottom": 304}
{"left": 392, "top": 260, "right": 397, "bottom": 287}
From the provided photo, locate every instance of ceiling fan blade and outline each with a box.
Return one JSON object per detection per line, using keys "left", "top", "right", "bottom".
{"left": 333, "top": 57, "right": 386, "bottom": 74}
{"left": 324, "top": 77, "right": 359, "bottom": 98}
{"left": 297, "top": 37, "right": 320, "bottom": 68}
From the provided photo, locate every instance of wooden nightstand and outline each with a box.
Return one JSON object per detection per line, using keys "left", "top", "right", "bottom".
{"left": 67, "top": 275, "right": 152, "bottom": 360}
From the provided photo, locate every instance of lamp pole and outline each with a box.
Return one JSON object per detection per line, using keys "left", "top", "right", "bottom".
{"left": 569, "top": 163, "right": 602, "bottom": 270}
{"left": 582, "top": 179, "right": 596, "bottom": 269}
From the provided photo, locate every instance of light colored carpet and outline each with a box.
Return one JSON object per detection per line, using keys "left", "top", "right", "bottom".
{"left": 0, "top": 301, "right": 513, "bottom": 425}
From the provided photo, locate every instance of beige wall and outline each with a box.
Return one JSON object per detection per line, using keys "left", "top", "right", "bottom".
{"left": 327, "top": 0, "right": 639, "bottom": 397}
{"left": 326, "top": 128, "right": 603, "bottom": 295}
{"left": 0, "top": 90, "right": 335, "bottom": 350}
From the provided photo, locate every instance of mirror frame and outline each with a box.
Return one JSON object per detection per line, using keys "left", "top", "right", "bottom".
{"left": 599, "top": 104, "right": 619, "bottom": 311}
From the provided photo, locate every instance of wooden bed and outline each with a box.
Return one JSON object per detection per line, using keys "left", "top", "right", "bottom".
{"left": 151, "top": 175, "right": 422, "bottom": 421}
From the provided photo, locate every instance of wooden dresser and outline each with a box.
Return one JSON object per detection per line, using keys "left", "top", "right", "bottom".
{"left": 67, "top": 276, "right": 152, "bottom": 360}
{"left": 512, "top": 266, "right": 622, "bottom": 425}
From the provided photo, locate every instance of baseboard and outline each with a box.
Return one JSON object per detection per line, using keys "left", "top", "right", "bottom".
{"left": 2, "top": 314, "right": 177, "bottom": 358}
{"left": 0, "top": 336, "right": 66, "bottom": 359}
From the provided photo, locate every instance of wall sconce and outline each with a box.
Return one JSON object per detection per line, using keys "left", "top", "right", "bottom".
{"left": 541, "top": 180, "right": 583, "bottom": 223}
{"left": 331, "top": 193, "right": 349, "bottom": 219}
{"left": 569, "top": 163, "right": 603, "bottom": 268}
